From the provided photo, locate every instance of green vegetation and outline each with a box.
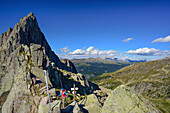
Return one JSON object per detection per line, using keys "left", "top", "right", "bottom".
{"left": 68, "top": 77, "right": 73, "bottom": 80}
{"left": 26, "top": 55, "right": 34, "bottom": 71}
{"left": 65, "top": 92, "right": 83, "bottom": 106}
{"left": 89, "top": 58, "right": 170, "bottom": 112}
{"left": 65, "top": 94, "right": 73, "bottom": 106}
{"left": 0, "top": 49, "right": 3, "bottom": 60}
{"left": 2, "top": 56, "right": 6, "bottom": 64}
{"left": 42, "top": 94, "right": 47, "bottom": 97}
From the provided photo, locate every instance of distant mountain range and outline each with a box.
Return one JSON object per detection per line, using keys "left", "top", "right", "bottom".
{"left": 71, "top": 57, "right": 146, "bottom": 79}
{"left": 89, "top": 58, "right": 170, "bottom": 112}
{"left": 105, "top": 57, "right": 147, "bottom": 63}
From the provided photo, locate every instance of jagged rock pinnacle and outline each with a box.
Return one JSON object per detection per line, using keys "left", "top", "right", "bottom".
{"left": 20, "top": 12, "right": 36, "bottom": 23}
{"left": 28, "top": 12, "right": 34, "bottom": 16}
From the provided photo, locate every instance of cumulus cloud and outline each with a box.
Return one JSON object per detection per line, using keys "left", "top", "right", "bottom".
{"left": 125, "top": 47, "right": 159, "bottom": 56}
{"left": 69, "top": 46, "right": 117, "bottom": 58}
{"left": 122, "top": 38, "right": 133, "bottom": 42}
{"left": 69, "top": 49, "right": 86, "bottom": 55}
{"left": 152, "top": 35, "right": 170, "bottom": 43}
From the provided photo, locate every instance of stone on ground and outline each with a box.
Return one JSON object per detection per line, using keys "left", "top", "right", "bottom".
{"left": 38, "top": 100, "right": 61, "bottom": 113}
{"left": 79, "top": 94, "right": 102, "bottom": 113}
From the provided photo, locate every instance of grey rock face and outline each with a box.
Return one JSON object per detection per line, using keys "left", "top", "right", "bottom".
{"left": 79, "top": 94, "right": 102, "bottom": 113}
{"left": 63, "top": 101, "right": 83, "bottom": 113}
{"left": 61, "top": 59, "right": 77, "bottom": 74}
{"left": 102, "top": 85, "right": 161, "bottom": 113}
{"left": 0, "top": 12, "right": 97, "bottom": 113}
{"left": 38, "top": 100, "right": 61, "bottom": 113}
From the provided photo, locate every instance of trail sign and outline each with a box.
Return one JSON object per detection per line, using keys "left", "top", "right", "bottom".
{"left": 71, "top": 87, "right": 78, "bottom": 91}
{"left": 71, "top": 84, "right": 78, "bottom": 101}
{"left": 72, "top": 91, "right": 76, "bottom": 94}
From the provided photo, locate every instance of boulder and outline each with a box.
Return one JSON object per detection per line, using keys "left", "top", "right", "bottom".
{"left": 79, "top": 94, "right": 102, "bottom": 113}
{"left": 49, "top": 88, "right": 56, "bottom": 97}
{"left": 38, "top": 100, "right": 61, "bottom": 113}
{"left": 63, "top": 101, "right": 83, "bottom": 113}
{"left": 73, "top": 101, "right": 83, "bottom": 113}
{"left": 102, "top": 85, "right": 161, "bottom": 113}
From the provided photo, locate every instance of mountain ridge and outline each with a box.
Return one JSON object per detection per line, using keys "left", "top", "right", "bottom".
{"left": 89, "top": 58, "right": 170, "bottom": 112}
{"left": 0, "top": 12, "right": 98, "bottom": 113}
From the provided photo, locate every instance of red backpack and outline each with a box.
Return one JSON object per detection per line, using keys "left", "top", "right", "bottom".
{"left": 62, "top": 91, "right": 66, "bottom": 98}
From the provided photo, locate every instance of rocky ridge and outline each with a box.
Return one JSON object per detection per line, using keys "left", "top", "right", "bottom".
{"left": 0, "top": 12, "right": 98, "bottom": 113}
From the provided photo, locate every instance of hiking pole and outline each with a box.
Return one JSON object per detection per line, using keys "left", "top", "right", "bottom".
{"left": 44, "top": 70, "right": 52, "bottom": 113}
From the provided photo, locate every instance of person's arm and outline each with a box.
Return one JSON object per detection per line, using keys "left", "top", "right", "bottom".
{"left": 64, "top": 92, "right": 67, "bottom": 96}
{"left": 59, "top": 92, "right": 62, "bottom": 96}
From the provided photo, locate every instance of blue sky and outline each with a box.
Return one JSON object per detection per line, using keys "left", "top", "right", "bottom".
{"left": 0, "top": 0, "right": 170, "bottom": 60}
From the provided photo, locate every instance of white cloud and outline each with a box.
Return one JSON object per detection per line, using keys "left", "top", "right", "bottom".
{"left": 154, "top": 50, "right": 170, "bottom": 56}
{"left": 69, "top": 49, "right": 86, "bottom": 55}
{"left": 86, "top": 46, "right": 95, "bottom": 52}
{"left": 122, "top": 38, "right": 133, "bottom": 42}
{"left": 68, "top": 46, "right": 118, "bottom": 58}
{"left": 56, "top": 46, "right": 70, "bottom": 54}
{"left": 57, "top": 46, "right": 169, "bottom": 60}
{"left": 125, "top": 47, "right": 159, "bottom": 56}
{"left": 152, "top": 35, "right": 170, "bottom": 43}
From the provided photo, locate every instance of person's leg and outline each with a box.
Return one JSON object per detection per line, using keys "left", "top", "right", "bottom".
{"left": 63, "top": 97, "right": 65, "bottom": 108}
{"left": 62, "top": 97, "right": 65, "bottom": 108}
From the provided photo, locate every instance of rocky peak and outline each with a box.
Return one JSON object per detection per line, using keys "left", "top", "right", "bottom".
{"left": 0, "top": 13, "right": 99, "bottom": 113}
{"left": 17, "top": 12, "right": 49, "bottom": 48}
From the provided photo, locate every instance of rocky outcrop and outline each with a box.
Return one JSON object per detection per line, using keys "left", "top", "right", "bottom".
{"left": 102, "top": 85, "right": 161, "bottom": 113}
{"left": 63, "top": 101, "right": 83, "bottom": 113}
{"left": 0, "top": 13, "right": 98, "bottom": 113}
{"left": 61, "top": 59, "right": 77, "bottom": 74}
{"left": 38, "top": 100, "right": 61, "bottom": 113}
{"left": 79, "top": 94, "right": 102, "bottom": 113}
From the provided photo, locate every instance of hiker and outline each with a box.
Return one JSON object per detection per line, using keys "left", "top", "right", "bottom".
{"left": 59, "top": 88, "right": 67, "bottom": 108}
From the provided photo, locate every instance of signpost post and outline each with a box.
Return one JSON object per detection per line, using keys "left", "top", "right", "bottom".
{"left": 44, "top": 70, "right": 52, "bottom": 113}
{"left": 71, "top": 84, "right": 78, "bottom": 101}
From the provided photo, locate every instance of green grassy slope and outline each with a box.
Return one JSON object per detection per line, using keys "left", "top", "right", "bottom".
{"left": 89, "top": 58, "right": 170, "bottom": 113}
{"left": 71, "top": 57, "right": 131, "bottom": 79}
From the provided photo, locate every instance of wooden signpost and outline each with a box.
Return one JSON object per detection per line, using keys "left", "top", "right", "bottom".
{"left": 71, "top": 84, "right": 78, "bottom": 101}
